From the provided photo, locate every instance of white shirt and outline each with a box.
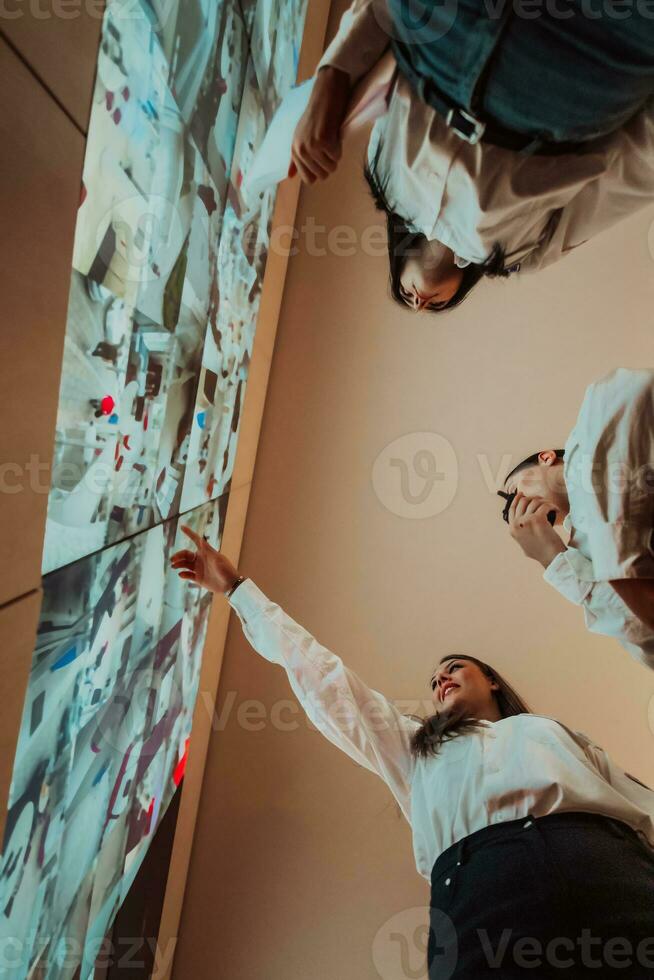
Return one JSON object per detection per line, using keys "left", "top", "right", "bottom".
{"left": 229, "top": 579, "right": 654, "bottom": 881}
{"left": 318, "top": 0, "right": 654, "bottom": 271}
{"left": 544, "top": 368, "right": 654, "bottom": 670}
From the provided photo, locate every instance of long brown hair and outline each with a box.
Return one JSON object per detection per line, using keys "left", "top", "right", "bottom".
{"left": 410, "top": 655, "right": 530, "bottom": 759}
{"left": 363, "top": 153, "right": 514, "bottom": 314}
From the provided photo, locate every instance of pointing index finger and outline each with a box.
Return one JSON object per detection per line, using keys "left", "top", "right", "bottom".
{"left": 180, "top": 524, "right": 203, "bottom": 548}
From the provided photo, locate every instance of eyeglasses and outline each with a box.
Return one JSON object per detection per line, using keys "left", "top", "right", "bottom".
{"left": 497, "top": 490, "right": 556, "bottom": 526}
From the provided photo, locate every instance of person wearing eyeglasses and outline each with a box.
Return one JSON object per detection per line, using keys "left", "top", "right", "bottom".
{"left": 500, "top": 367, "right": 654, "bottom": 671}
{"left": 171, "top": 527, "right": 654, "bottom": 977}
{"left": 290, "top": 0, "right": 654, "bottom": 313}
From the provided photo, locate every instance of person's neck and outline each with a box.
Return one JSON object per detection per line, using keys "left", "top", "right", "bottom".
{"left": 470, "top": 704, "right": 503, "bottom": 724}
{"left": 551, "top": 467, "right": 570, "bottom": 517}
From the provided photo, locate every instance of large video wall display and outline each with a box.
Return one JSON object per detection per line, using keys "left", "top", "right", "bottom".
{"left": 0, "top": 0, "right": 308, "bottom": 976}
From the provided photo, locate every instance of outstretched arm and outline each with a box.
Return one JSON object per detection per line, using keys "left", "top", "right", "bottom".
{"left": 171, "top": 527, "right": 417, "bottom": 822}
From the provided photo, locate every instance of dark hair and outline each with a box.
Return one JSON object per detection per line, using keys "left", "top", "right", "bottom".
{"left": 503, "top": 449, "right": 565, "bottom": 488}
{"left": 363, "top": 154, "right": 515, "bottom": 313}
{"left": 409, "top": 655, "right": 530, "bottom": 759}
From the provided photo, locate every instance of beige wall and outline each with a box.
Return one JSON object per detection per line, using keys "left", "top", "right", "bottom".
{"left": 2, "top": 1, "right": 103, "bottom": 132}
{"left": 174, "top": 5, "right": 654, "bottom": 976}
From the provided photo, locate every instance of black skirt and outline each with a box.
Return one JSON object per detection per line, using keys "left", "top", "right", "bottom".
{"left": 428, "top": 811, "right": 654, "bottom": 978}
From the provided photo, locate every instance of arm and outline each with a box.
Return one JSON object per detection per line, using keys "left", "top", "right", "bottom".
{"left": 544, "top": 549, "right": 654, "bottom": 670}
{"left": 317, "top": 0, "right": 391, "bottom": 84}
{"left": 227, "top": 579, "right": 417, "bottom": 821}
{"left": 566, "top": 728, "right": 654, "bottom": 811}
{"left": 289, "top": 0, "right": 392, "bottom": 183}
{"left": 170, "top": 527, "right": 417, "bottom": 822}
{"left": 530, "top": 99, "right": 654, "bottom": 270}
{"left": 505, "top": 499, "right": 654, "bottom": 665}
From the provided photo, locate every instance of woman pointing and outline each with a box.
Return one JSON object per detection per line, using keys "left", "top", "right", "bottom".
{"left": 290, "top": 0, "right": 654, "bottom": 312}
{"left": 172, "top": 527, "right": 654, "bottom": 978}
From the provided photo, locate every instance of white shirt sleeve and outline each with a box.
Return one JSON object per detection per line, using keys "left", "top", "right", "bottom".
{"left": 543, "top": 548, "right": 595, "bottom": 605}
{"left": 543, "top": 549, "right": 654, "bottom": 671}
{"left": 528, "top": 100, "right": 654, "bottom": 271}
{"left": 317, "top": 0, "right": 391, "bottom": 84}
{"left": 228, "top": 579, "right": 418, "bottom": 822}
{"left": 569, "top": 729, "right": 654, "bottom": 818}
{"left": 569, "top": 369, "right": 654, "bottom": 581}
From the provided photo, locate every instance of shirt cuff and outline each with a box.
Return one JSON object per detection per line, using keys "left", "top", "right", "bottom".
{"left": 227, "top": 578, "right": 269, "bottom": 623}
{"left": 583, "top": 522, "right": 654, "bottom": 581}
{"left": 543, "top": 550, "right": 594, "bottom": 605}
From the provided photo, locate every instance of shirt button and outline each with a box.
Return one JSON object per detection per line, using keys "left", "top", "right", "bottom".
{"left": 445, "top": 877, "right": 451, "bottom": 886}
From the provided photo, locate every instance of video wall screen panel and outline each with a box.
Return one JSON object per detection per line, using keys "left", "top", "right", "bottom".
{"left": 0, "top": 0, "right": 308, "bottom": 976}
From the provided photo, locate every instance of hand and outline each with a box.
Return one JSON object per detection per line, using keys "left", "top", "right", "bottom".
{"left": 507, "top": 493, "right": 567, "bottom": 568}
{"left": 170, "top": 525, "right": 241, "bottom": 594}
{"left": 289, "top": 66, "right": 351, "bottom": 184}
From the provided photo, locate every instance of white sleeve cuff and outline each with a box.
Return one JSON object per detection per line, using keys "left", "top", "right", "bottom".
{"left": 543, "top": 550, "right": 594, "bottom": 605}
{"left": 227, "top": 577, "right": 270, "bottom": 622}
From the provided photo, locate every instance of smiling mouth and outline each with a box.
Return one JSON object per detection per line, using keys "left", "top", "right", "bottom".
{"left": 441, "top": 684, "right": 460, "bottom": 701}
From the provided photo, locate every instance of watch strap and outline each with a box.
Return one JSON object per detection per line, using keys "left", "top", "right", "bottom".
{"left": 225, "top": 575, "right": 245, "bottom": 599}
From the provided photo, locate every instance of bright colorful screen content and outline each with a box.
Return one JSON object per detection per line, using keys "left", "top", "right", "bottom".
{"left": 0, "top": 0, "right": 308, "bottom": 975}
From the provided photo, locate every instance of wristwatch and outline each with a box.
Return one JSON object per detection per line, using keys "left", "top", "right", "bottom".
{"left": 225, "top": 575, "right": 245, "bottom": 599}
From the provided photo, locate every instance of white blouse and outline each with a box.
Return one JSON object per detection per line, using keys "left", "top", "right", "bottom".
{"left": 228, "top": 579, "right": 654, "bottom": 881}
{"left": 318, "top": 0, "right": 654, "bottom": 272}
{"left": 544, "top": 368, "right": 654, "bottom": 671}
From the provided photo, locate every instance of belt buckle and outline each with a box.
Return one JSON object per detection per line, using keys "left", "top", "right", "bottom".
{"left": 446, "top": 107, "right": 486, "bottom": 145}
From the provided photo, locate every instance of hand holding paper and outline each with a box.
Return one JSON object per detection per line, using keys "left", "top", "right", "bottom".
{"left": 242, "top": 51, "right": 396, "bottom": 200}
{"left": 288, "top": 66, "right": 351, "bottom": 183}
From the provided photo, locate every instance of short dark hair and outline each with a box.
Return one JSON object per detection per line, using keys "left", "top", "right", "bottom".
{"left": 503, "top": 449, "right": 565, "bottom": 487}
{"left": 363, "top": 152, "right": 515, "bottom": 313}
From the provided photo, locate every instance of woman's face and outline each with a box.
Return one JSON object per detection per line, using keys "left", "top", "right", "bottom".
{"left": 430, "top": 657, "right": 499, "bottom": 716}
{"left": 399, "top": 239, "right": 464, "bottom": 312}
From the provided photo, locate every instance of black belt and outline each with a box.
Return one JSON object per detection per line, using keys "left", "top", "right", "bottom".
{"left": 417, "top": 77, "right": 585, "bottom": 157}
{"left": 431, "top": 811, "right": 643, "bottom": 883}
